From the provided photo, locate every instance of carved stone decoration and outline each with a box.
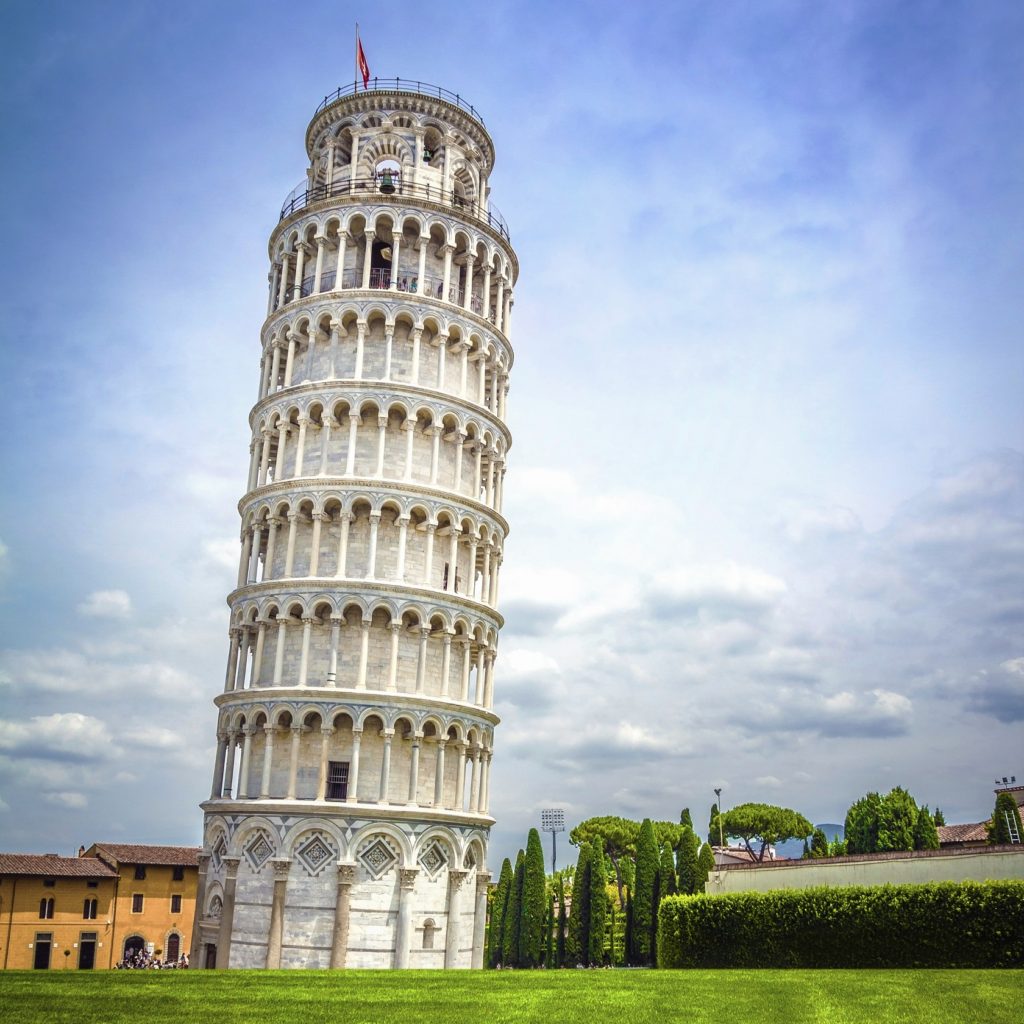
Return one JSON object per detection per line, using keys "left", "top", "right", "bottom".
{"left": 463, "top": 846, "right": 478, "bottom": 870}
{"left": 357, "top": 836, "right": 399, "bottom": 879}
{"left": 295, "top": 833, "right": 337, "bottom": 877}
{"left": 211, "top": 835, "right": 227, "bottom": 871}
{"left": 208, "top": 894, "right": 223, "bottom": 919}
{"left": 418, "top": 840, "right": 449, "bottom": 880}
{"left": 399, "top": 868, "right": 419, "bottom": 890}
{"left": 244, "top": 831, "right": 274, "bottom": 871}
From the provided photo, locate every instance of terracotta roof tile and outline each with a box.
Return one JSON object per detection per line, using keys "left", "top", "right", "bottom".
{"left": 937, "top": 822, "right": 989, "bottom": 843}
{"left": 0, "top": 854, "right": 116, "bottom": 878}
{"left": 90, "top": 843, "right": 201, "bottom": 867}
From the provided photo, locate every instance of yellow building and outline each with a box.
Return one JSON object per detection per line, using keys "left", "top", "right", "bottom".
{"left": 1, "top": 844, "right": 200, "bottom": 970}
{"left": 85, "top": 843, "right": 200, "bottom": 966}
{"left": 0, "top": 853, "right": 117, "bottom": 970}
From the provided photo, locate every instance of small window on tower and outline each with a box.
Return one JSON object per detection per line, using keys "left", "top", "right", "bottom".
{"left": 326, "top": 761, "right": 349, "bottom": 801}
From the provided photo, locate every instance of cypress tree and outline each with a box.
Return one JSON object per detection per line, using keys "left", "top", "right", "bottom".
{"left": 556, "top": 876, "right": 567, "bottom": 968}
{"left": 810, "top": 828, "right": 829, "bottom": 858}
{"left": 587, "top": 838, "right": 607, "bottom": 966}
{"left": 696, "top": 842, "right": 715, "bottom": 893}
{"left": 567, "top": 842, "right": 591, "bottom": 965}
{"left": 501, "top": 850, "right": 524, "bottom": 967}
{"left": 989, "top": 793, "right": 1024, "bottom": 844}
{"left": 632, "top": 818, "right": 659, "bottom": 966}
{"left": 488, "top": 857, "right": 513, "bottom": 967}
{"left": 801, "top": 838, "right": 811, "bottom": 859}
{"left": 659, "top": 841, "right": 677, "bottom": 895}
{"left": 520, "top": 828, "right": 547, "bottom": 967}
{"left": 708, "top": 802, "right": 722, "bottom": 845}
{"left": 914, "top": 805, "right": 940, "bottom": 850}
{"left": 933, "top": 807, "right": 946, "bottom": 827}
{"left": 679, "top": 807, "right": 693, "bottom": 829}
{"left": 675, "top": 826, "right": 700, "bottom": 894}
{"left": 623, "top": 886, "right": 634, "bottom": 965}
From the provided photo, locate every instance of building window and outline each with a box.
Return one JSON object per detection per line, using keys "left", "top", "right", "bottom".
{"left": 83, "top": 898, "right": 98, "bottom": 919}
{"left": 172, "top": 866, "right": 185, "bottom": 881}
{"left": 134, "top": 866, "right": 147, "bottom": 880}
{"left": 43, "top": 878, "right": 56, "bottom": 888}
{"left": 326, "top": 760, "right": 349, "bottom": 801}
{"left": 39, "top": 897, "right": 54, "bottom": 919}
{"left": 170, "top": 894, "right": 182, "bottom": 914}
{"left": 132, "top": 894, "right": 144, "bottom": 913}
{"left": 87, "top": 881, "right": 99, "bottom": 888}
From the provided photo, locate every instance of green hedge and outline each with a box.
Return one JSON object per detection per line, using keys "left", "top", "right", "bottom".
{"left": 658, "top": 881, "right": 1024, "bottom": 968}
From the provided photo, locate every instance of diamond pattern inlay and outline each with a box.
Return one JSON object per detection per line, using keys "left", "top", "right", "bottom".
{"left": 296, "top": 834, "right": 336, "bottom": 877}
{"left": 358, "top": 837, "right": 398, "bottom": 879}
{"left": 245, "top": 832, "right": 274, "bottom": 871}
{"left": 211, "top": 836, "right": 227, "bottom": 871}
{"left": 419, "top": 840, "right": 449, "bottom": 880}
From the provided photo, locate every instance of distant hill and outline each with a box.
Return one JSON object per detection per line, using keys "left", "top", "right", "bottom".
{"left": 775, "top": 823, "right": 844, "bottom": 860}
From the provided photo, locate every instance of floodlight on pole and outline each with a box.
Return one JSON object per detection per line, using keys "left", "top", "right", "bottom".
{"left": 541, "top": 809, "right": 566, "bottom": 874}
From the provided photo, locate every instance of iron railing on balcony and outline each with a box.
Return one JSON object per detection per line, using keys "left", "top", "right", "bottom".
{"left": 279, "top": 173, "right": 510, "bottom": 243}
{"left": 314, "top": 78, "right": 486, "bottom": 125}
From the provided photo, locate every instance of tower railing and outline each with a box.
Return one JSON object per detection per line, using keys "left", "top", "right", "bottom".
{"left": 314, "top": 78, "right": 486, "bottom": 125}
{"left": 280, "top": 175, "right": 511, "bottom": 243}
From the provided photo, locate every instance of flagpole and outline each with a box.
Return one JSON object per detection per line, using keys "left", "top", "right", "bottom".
{"left": 355, "top": 22, "right": 359, "bottom": 90}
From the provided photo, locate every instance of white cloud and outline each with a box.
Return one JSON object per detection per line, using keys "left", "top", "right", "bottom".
{"left": 77, "top": 589, "right": 132, "bottom": 619}
{"left": 43, "top": 791, "right": 88, "bottom": 809}
{"left": 201, "top": 538, "right": 240, "bottom": 571}
{"left": 0, "top": 713, "right": 119, "bottom": 761}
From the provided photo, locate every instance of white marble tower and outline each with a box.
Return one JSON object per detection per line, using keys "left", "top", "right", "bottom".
{"left": 190, "top": 79, "right": 516, "bottom": 969}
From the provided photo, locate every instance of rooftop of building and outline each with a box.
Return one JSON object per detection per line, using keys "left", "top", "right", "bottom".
{"left": 937, "top": 822, "right": 989, "bottom": 844}
{"left": 86, "top": 843, "right": 201, "bottom": 867}
{"left": 0, "top": 853, "right": 116, "bottom": 878}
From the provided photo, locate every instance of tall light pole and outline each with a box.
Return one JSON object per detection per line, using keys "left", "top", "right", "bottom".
{"left": 541, "top": 809, "right": 565, "bottom": 875}
{"left": 713, "top": 787, "right": 725, "bottom": 848}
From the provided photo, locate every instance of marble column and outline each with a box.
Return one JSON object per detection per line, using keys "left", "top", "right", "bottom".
{"left": 189, "top": 853, "right": 211, "bottom": 966}
{"left": 329, "top": 863, "right": 357, "bottom": 968}
{"left": 215, "top": 856, "right": 241, "bottom": 968}
{"left": 471, "top": 872, "right": 491, "bottom": 968}
{"left": 265, "top": 858, "right": 291, "bottom": 968}
{"left": 395, "top": 868, "right": 419, "bottom": 969}
{"left": 444, "top": 869, "right": 468, "bottom": 968}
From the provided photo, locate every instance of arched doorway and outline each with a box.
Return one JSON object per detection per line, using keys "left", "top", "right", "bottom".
{"left": 123, "top": 935, "right": 145, "bottom": 961}
{"left": 165, "top": 933, "right": 181, "bottom": 963}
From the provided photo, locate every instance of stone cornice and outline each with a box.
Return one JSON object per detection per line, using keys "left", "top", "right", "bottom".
{"left": 213, "top": 686, "right": 500, "bottom": 728}
{"left": 260, "top": 288, "right": 515, "bottom": 364}
{"left": 200, "top": 797, "right": 495, "bottom": 829}
{"left": 237, "top": 474, "right": 510, "bottom": 537}
{"left": 248, "top": 378, "right": 513, "bottom": 449}
{"left": 226, "top": 577, "right": 505, "bottom": 630}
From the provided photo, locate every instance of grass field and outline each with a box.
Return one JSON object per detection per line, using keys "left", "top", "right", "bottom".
{"left": 1, "top": 969, "right": 1021, "bottom": 1024}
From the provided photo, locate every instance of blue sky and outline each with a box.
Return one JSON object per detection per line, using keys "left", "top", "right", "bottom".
{"left": 1, "top": 1, "right": 1021, "bottom": 869}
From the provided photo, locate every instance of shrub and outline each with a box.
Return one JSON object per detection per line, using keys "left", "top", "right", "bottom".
{"left": 658, "top": 880, "right": 1024, "bottom": 968}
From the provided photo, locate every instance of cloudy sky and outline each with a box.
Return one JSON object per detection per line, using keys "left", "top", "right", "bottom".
{"left": 1, "top": 1, "right": 1021, "bottom": 870}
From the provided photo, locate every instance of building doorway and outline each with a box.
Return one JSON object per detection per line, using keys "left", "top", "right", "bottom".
{"left": 78, "top": 932, "right": 97, "bottom": 970}
{"left": 165, "top": 933, "right": 180, "bottom": 963}
{"left": 33, "top": 933, "right": 52, "bottom": 970}
{"left": 205, "top": 943, "right": 217, "bottom": 969}
{"left": 123, "top": 935, "right": 145, "bottom": 961}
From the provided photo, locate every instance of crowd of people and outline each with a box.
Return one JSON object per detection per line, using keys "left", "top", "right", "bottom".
{"left": 115, "top": 948, "right": 189, "bottom": 970}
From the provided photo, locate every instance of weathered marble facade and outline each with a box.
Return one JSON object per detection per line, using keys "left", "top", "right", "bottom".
{"left": 191, "top": 80, "right": 516, "bottom": 969}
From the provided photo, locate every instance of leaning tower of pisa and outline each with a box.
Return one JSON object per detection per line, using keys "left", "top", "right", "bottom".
{"left": 190, "top": 79, "right": 515, "bottom": 970}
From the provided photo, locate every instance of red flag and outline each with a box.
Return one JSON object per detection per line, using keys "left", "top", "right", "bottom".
{"left": 357, "top": 35, "right": 370, "bottom": 89}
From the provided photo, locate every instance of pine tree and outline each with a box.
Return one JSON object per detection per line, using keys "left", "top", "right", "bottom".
{"left": 488, "top": 857, "right": 513, "bottom": 968}
{"left": 608, "top": 899, "right": 617, "bottom": 966}
{"left": 696, "top": 842, "right": 715, "bottom": 893}
{"left": 675, "top": 826, "right": 700, "bottom": 894}
{"left": 810, "top": 828, "right": 829, "bottom": 858}
{"left": 913, "top": 805, "right": 940, "bottom": 850}
{"left": 632, "top": 818, "right": 659, "bottom": 966}
{"left": 520, "top": 829, "right": 547, "bottom": 967}
{"left": 679, "top": 807, "right": 693, "bottom": 830}
{"left": 659, "top": 841, "right": 678, "bottom": 895}
{"left": 989, "top": 793, "right": 1024, "bottom": 844}
{"left": 556, "top": 876, "right": 567, "bottom": 968}
{"left": 501, "top": 850, "right": 524, "bottom": 967}
{"left": 588, "top": 838, "right": 607, "bottom": 966}
{"left": 567, "top": 842, "right": 591, "bottom": 965}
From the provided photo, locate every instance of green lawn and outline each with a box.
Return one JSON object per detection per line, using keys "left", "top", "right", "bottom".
{"left": 1, "top": 969, "right": 1020, "bottom": 1024}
